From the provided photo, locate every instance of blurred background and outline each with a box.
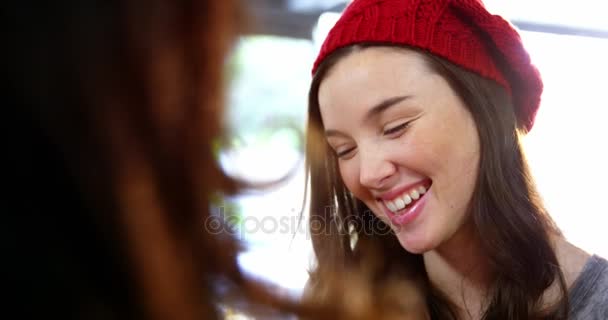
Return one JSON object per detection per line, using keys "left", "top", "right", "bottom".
{"left": 218, "top": 0, "right": 608, "bottom": 297}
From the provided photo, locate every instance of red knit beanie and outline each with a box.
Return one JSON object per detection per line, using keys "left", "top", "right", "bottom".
{"left": 312, "top": 0, "right": 543, "bottom": 132}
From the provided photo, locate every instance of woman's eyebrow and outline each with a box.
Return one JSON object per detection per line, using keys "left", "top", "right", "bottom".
{"left": 324, "top": 129, "right": 348, "bottom": 138}
{"left": 363, "top": 95, "right": 412, "bottom": 122}
{"left": 324, "top": 95, "right": 412, "bottom": 138}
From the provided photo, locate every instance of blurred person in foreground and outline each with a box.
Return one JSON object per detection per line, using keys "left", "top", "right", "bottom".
{"left": 5, "top": 1, "right": 253, "bottom": 319}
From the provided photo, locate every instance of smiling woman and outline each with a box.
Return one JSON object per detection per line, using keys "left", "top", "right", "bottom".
{"left": 305, "top": 0, "right": 608, "bottom": 319}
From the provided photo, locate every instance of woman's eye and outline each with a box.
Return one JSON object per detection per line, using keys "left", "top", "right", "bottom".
{"left": 336, "top": 146, "right": 356, "bottom": 158}
{"left": 383, "top": 122, "right": 410, "bottom": 136}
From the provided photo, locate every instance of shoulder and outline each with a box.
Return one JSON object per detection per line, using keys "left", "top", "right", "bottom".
{"left": 569, "top": 255, "right": 608, "bottom": 320}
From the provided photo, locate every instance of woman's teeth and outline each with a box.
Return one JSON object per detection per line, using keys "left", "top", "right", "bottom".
{"left": 384, "top": 186, "right": 427, "bottom": 214}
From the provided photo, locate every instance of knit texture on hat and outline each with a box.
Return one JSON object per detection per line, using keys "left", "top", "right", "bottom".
{"left": 313, "top": 0, "right": 543, "bottom": 132}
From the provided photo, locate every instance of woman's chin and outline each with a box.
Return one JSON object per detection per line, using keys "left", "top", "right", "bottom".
{"left": 395, "top": 230, "right": 437, "bottom": 254}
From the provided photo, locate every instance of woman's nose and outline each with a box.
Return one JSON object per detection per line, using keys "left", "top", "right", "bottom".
{"left": 358, "top": 146, "right": 396, "bottom": 189}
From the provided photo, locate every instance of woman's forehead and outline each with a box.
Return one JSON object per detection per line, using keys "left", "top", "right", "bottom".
{"left": 318, "top": 48, "right": 437, "bottom": 117}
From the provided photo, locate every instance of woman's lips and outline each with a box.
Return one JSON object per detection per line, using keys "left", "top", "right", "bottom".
{"left": 380, "top": 184, "right": 431, "bottom": 227}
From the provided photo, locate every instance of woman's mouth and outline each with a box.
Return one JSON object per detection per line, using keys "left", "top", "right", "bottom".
{"left": 378, "top": 180, "right": 432, "bottom": 226}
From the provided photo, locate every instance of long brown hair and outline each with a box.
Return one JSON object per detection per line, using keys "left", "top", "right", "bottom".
{"left": 306, "top": 44, "right": 569, "bottom": 319}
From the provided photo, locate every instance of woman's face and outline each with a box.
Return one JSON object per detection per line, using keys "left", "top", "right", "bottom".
{"left": 318, "top": 47, "right": 480, "bottom": 254}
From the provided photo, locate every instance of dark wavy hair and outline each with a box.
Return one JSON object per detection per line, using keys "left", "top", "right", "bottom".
{"left": 305, "top": 44, "right": 569, "bottom": 320}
